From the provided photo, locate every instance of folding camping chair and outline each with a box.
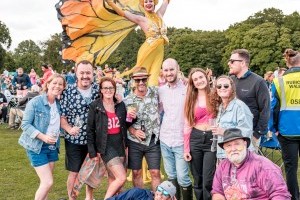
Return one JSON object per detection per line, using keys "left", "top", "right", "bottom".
{"left": 258, "top": 132, "right": 283, "bottom": 168}
{"left": 6, "top": 95, "right": 22, "bottom": 128}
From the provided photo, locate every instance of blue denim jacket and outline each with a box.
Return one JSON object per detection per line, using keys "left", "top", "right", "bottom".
{"left": 216, "top": 98, "right": 255, "bottom": 158}
{"left": 18, "top": 93, "right": 61, "bottom": 154}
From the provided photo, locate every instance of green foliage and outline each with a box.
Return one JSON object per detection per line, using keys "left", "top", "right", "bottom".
{"left": 0, "top": 21, "right": 12, "bottom": 69}
{"left": 0, "top": 21, "right": 12, "bottom": 49}
{"left": 223, "top": 8, "right": 299, "bottom": 75}
{"left": 245, "top": 8, "right": 285, "bottom": 27}
{"left": 168, "top": 30, "right": 226, "bottom": 76}
{"left": 42, "top": 33, "right": 65, "bottom": 74}
{"left": 4, "top": 8, "right": 300, "bottom": 77}
{"left": 0, "top": 125, "right": 156, "bottom": 199}
{"left": 3, "top": 51, "right": 16, "bottom": 71}
{"left": 106, "top": 29, "right": 145, "bottom": 71}
{"left": 14, "top": 40, "right": 42, "bottom": 73}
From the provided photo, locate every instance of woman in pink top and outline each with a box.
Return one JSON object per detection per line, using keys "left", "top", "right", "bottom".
{"left": 183, "top": 68, "right": 218, "bottom": 200}
{"left": 29, "top": 68, "right": 37, "bottom": 85}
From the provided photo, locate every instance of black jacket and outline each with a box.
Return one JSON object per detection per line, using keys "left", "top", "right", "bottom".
{"left": 86, "top": 99, "right": 133, "bottom": 158}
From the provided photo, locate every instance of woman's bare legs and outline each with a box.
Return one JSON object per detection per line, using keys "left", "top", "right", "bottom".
{"left": 104, "top": 164, "right": 127, "bottom": 199}
{"left": 34, "top": 162, "right": 55, "bottom": 200}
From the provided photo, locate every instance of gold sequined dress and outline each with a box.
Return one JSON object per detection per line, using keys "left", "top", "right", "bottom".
{"left": 56, "top": 0, "right": 168, "bottom": 86}
{"left": 121, "top": 12, "right": 169, "bottom": 86}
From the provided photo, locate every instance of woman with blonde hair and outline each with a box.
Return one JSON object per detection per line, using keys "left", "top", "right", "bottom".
{"left": 183, "top": 68, "right": 218, "bottom": 200}
{"left": 264, "top": 71, "right": 274, "bottom": 88}
{"left": 18, "top": 74, "right": 66, "bottom": 200}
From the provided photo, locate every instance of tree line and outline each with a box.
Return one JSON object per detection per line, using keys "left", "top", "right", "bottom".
{"left": 0, "top": 8, "right": 299, "bottom": 76}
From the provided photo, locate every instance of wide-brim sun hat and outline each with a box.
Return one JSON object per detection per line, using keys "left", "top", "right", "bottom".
{"left": 218, "top": 128, "right": 251, "bottom": 149}
{"left": 131, "top": 67, "right": 150, "bottom": 78}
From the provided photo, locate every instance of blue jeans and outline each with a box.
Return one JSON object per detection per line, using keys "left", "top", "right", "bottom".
{"left": 160, "top": 141, "right": 192, "bottom": 187}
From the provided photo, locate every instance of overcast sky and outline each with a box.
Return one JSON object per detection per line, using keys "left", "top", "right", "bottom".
{"left": 0, "top": 0, "right": 299, "bottom": 50}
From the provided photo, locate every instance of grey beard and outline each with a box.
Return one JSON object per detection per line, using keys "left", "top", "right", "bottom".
{"left": 228, "top": 149, "right": 247, "bottom": 165}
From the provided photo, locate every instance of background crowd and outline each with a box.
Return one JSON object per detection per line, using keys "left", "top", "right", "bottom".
{"left": 0, "top": 48, "right": 299, "bottom": 200}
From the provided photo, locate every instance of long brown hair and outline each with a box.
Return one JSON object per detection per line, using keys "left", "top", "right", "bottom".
{"left": 184, "top": 68, "right": 217, "bottom": 126}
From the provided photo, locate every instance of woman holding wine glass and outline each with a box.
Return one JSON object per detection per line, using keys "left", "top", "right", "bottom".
{"left": 87, "top": 77, "right": 136, "bottom": 199}
{"left": 211, "top": 75, "right": 255, "bottom": 162}
{"left": 18, "top": 74, "right": 66, "bottom": 200}
{"left": 183, "top": 68, "right": 218, "bottom": 200}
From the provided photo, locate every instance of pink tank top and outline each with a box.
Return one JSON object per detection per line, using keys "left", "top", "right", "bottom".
{"left": 194, "top": 106, "right": 213, "bottom": 124}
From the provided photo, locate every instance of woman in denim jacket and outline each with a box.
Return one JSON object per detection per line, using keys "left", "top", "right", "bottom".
{"left": 211, "top": 75, "right": 255, "bottom": 162}
{"left": 19, "top": 74, "right": 66, "bottom": 200}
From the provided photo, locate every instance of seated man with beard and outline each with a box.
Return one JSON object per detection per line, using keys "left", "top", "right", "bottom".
{"left": 211, "top": 128, "right": 291, "bottom": 200}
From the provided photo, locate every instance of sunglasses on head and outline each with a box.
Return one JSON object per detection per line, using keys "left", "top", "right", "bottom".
{"left": 228, "top": 59, "right": 243, "bottom": 64}
{"left": 216, "top": 84, "right": 230, "bottom": 89}
{"left": 156, "top": 186, "right": 171, "bottom": 197}
{"left": 134, "top": 78, "right": 148, "bottom": 83}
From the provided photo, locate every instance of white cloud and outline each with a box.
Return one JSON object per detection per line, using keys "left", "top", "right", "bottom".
{"left": 0, "top": 0, "right": 299, "bottom": 50}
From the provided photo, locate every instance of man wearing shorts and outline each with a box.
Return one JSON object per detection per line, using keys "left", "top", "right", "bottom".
{"left": 60, "top": 60, "right": 99, "bottom": 200}
{"left": 124, "top": 67, "right": 161, "bottom": 191}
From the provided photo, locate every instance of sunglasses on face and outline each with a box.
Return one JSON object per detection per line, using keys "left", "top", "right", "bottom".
{"left": 134, "top": 78, "right": 148, "bottom": 83}
{"left": 216, "top": 84, "right": 230, "bottom": 89}
{"left": 101, "top": 87, "right": 115, "bottom": 91}
{"left": 228, "top": 59, "right": 243, "bottom": 64}
{"left": 156, "top": 186, "right": 171, "bottom": 197}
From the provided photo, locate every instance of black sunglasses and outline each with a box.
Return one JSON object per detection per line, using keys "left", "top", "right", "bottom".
{"left": 216, "top": 84, "right": 230, "bottom": 89}
{"left": 134, "top": 78, "right": 148, "bottom": 83}
{"left": 228, "top": 59, "right": 243, "bottom": 64}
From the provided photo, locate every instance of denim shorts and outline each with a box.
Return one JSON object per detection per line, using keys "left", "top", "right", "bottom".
{"left": 26, "top": 144, "right": 59, "bottom": 167}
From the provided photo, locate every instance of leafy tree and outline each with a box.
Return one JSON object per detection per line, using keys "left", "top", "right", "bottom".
{"left": 222, "top": 8, "right": 298, "bottom": 75}
{"left": 14, "top": 40, "right": 42, "bottom": 73}
{"left": 42, "top": 33, "right": 64, "bottom": 74}
{"left": 0, "top": 21, "right": 11, "bottom": 49}
{"left": 245, "top": 8, "right": 285, "bottom": 27}
{"left": 283, "top": 12, "right": 300, "bottom": 32}
{"left": 106, "top": 29, "right": 144, "bottom": 71}
{"left": 3, "top": 51, "right": 16, "bottom": 71}
{"left": 169, "top": 30, "right": 226, "bottom": 76}
{"left": 0, "top": 21, "right": 12, "bottom": 68}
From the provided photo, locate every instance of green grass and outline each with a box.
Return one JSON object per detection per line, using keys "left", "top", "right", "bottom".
{"left": 1, "top": 124, "right": 300, "bottom": 200}
{"left": 0, "top": 124, "right": 152, "bottom": 200}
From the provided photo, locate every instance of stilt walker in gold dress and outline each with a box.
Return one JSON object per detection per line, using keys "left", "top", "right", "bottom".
{"left": 56, "top": 0, "right": 170, "bottom": 86}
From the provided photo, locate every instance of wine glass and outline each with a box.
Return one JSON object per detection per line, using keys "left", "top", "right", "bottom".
{"left": 74, "top": 115, "right": 84, "bottom": 128}
{"left": 48, "top": 131, "right": 60, "bottom": 150}
{"left": 209, "top": 118, "right": 218, "bottom": 152}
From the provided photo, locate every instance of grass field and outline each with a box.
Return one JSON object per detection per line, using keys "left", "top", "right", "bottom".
{"left": 1, "top": 124, "right": 299, "bottom": 200}
{"left": 0, "top": 124, "right": 153, "bottom": 200}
